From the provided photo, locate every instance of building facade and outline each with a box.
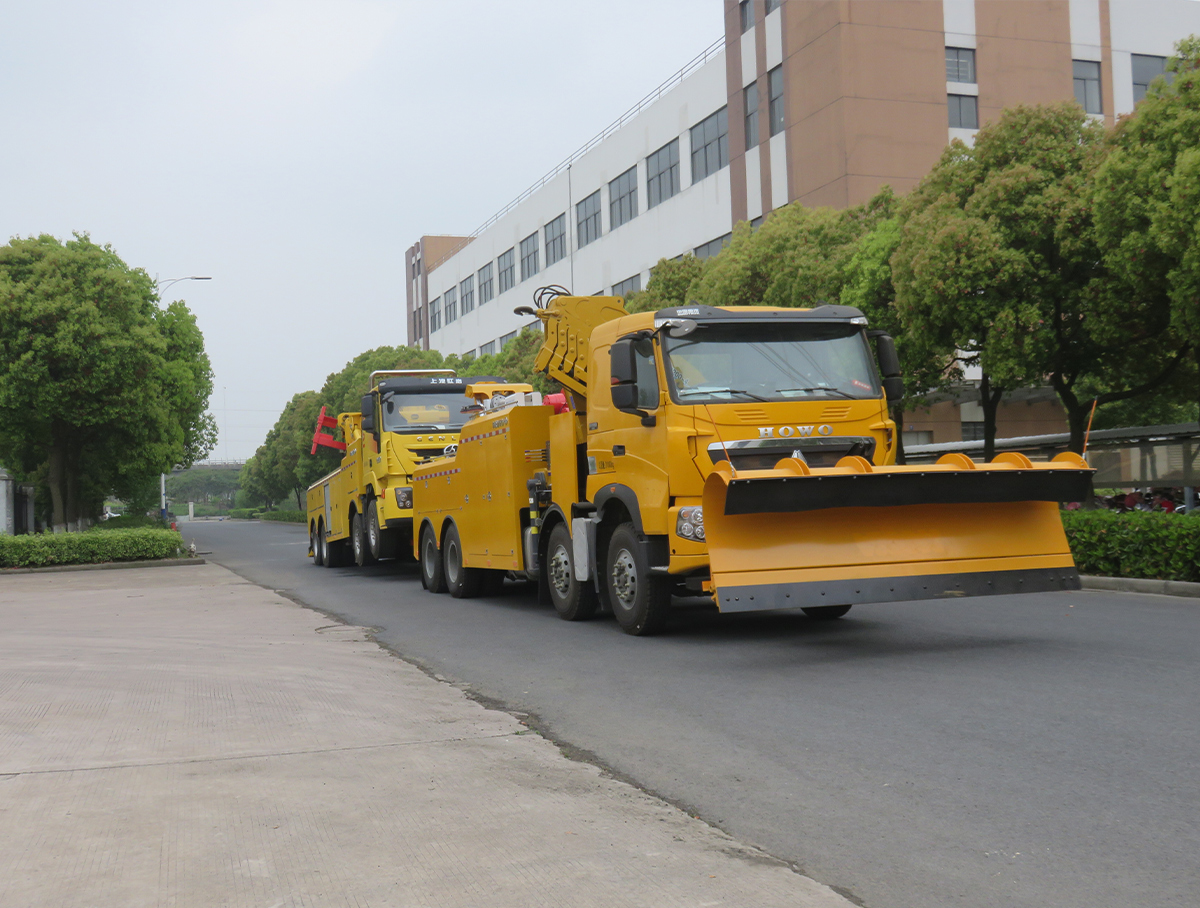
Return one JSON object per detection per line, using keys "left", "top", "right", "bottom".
{"left": 406, "top": 0, "right": 1199, "bottom": 439}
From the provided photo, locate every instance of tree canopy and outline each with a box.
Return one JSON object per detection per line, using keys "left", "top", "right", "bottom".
{"left": 0, "top": 234, "right": 216, "bottom": 528}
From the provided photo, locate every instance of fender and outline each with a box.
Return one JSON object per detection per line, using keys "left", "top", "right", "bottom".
{"left": 592, "top": 483, "right": 644, "bottom": 534}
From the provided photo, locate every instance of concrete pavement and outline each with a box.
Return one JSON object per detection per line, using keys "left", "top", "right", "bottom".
{"left": 0, "top": 562, "right": 852, "bottom": 908}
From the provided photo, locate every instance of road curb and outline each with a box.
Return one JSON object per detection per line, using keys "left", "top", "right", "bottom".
{"left": 1, "top": 557, "right": 207, "bottom": 576}
{"left": 1080, "top": 575, "right": 1200, "bottom": 599}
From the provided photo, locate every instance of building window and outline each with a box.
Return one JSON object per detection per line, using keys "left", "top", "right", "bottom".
{"left": 902, "top": 430, "right": 934, "bottom": 447}
{"left": 768, "top": 66, "right": 785, "bottom": 136}
{"left": 459, "top": 275, "right": 474, "bottom": 315}
{"left": 498, "top": 248, "right": 515, "bottom": 293}
{"left": 609, "top": 166, "right": 638, "bottom": 230}
{"left": 444, "top": 287, "right": 457, "bottom": 323}
{"left": 429, "top": 296, "right": 441, "bottom": 332}
{"left": 744, "top": 82, "right": 759, "bottom": 149}
{"left": 477, "top": 262, "right": 494, "bottom": 304}
{"left": 1132, "top": 54, "right": 1169, "bottom": 103}
{"left": 750, "top": 215, "right": 764, "bottom": 229}
{"left": 948, "top": 94, "right": 978, "bottom": 129}
{"left": 739, "top": 0, "right": 753, "bottom": 33}
{"left": 765, "top": 0, "right": 781, "bottom": 13}
{"left": 519, "top": 232, "right": 539, "bottom": 281}
{"left": 694, "top": 233, "right": 732, "bottom": 260}
{"left": 961, "top": 422, "right": 986, "bottom": 442}
{"left": 500, "top": 330, "right": 518, "bottom": 348}
{"left": 1073, "top": 60, "right": 1102, "bottom": 114}
{"left": 646, "top": 139, "right": 680, "bottom": 208}
{"left": 945, "top": 47, "right": 976, "bottom": 83}
{"left": 479, "top": 340, "right": 496, "bottom": 356}
{"left": 613, "top": 274, "right": 641, "bottom": 298}
{"left": 577, "top": 190, "right": 602, "bottom": 248}
{"left": 545, "top": 213, "right": 566, "bottom": 266}
{"left": 691, "top": 107, "right": 729, "bottom": 183}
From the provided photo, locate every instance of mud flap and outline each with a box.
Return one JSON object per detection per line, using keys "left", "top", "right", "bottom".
{"left": 701, "top": 452, "right": 1093, "bottom": 613}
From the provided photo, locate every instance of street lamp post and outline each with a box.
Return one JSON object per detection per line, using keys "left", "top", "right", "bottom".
{"left": 156, "top": 275, "right": 212, "bottom": 521}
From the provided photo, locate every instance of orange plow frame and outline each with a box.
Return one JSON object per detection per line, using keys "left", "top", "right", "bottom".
{"left": 701, "top": 452, "right": 1093, "bottom": 613}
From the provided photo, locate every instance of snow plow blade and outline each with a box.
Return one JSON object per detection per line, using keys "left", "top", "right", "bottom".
{"left": 701, "top": 452, "right": 1093, "bottom": 613}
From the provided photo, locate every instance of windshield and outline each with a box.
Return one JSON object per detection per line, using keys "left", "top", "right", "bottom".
{"left": 381, "top": 392, "right": 474, "bottom": 433}
{"left": 662, "top": 322, "right": 880, "bottom": 403}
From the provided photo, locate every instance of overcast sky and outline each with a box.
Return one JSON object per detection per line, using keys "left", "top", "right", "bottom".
{"left": 0, "top": 0, "right": 719, "bottom": 461}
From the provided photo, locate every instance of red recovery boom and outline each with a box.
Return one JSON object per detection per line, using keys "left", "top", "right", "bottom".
{"left": 310, "top": 406, "right": 346, "bottom": 454}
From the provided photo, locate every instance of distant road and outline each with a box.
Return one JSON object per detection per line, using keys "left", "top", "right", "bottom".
{"left": 185, "top": 519, "right": 1200, "bottom": 908}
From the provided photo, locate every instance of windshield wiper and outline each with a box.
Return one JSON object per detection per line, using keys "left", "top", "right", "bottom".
{"left": 678, "top": 388, "right": 769, "bottom": 402}
{"left": 775, "top": 386, "right": 857, "bottom": 399}
{"left": 395, "top": 424, "right": 446, "bottom": 432}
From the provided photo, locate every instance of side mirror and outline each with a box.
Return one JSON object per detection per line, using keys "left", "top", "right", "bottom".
{"left": 611, "top": 383, "right": 638, "bottom": 411}
{"left": 610, "top": 338, "right": 637, "bottom": 384}
{"left": 873, "top": 334, "right": 903, "bottom": 404}
{"left": 361, "top": 394, "right": 376, "bottom": 434}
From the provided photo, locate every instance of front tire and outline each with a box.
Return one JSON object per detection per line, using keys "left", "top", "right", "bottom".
{"left": 352, "top": 511, "right": 376, "bottom": 567}
{"left": 366, "top": 499, "right": 384, "bottom": 560}
{"left": 420, "top": 523, "right": 446, "bottom": 593}
{"left": 802, "top": 605, "right": 852, "bottom": 620}
{"left": 443, "top": 523, "right": 482, "bottom": 599}
{"left": 545, "top": 523, "right": 597, "bottom": 621}
{"left": 605, "top": 523, "right": 670, "bottom": 636}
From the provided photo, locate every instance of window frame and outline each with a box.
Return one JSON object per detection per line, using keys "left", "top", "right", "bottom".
{"left": 768, "top": 66, "right": 785, "bottom": 137}
{"left": 612, "top": 274, "right": 641, "bottom": 299}
{"left": 646, "top": 139, "right": 681, "bottom": 209}
{"left": 544, "top": 213, "right": 566, "bottom": 266}
{"left": 444, "top": 287, "right": 457, "bottom": 323}
{"left": 691, "top": 107, "right": 729, "bottom": 183}
{"left": 744, "top": 81, "right": 759, "bottom": 150}
{"left": 739, "top": 0, "right": 753, "bottom": 33}
{"left": 1073, "top": 59, "right": 1102, "bottom": 114}
{"left": 609, "top": 166, "right": 638, "bottom": 230}
{"left": 945, "top": 47, "right": 976, "bottom": 84}
{"left": 497, "top": 248, "right": 515, "bottom": 294}
{"left": 459, "top": 275, "right": 474, "bottom": 315}
{"left": 1132, "top": 53, "right": 1169, "bottom": 103}
{"left": 576, "top": 189, "right": 602, "bottom": 248}
{"left": 519, "top": 232, "right": 539, "bottom": 281}
{"left": 948, "top": 93, "right": 978, "bottom": 129}
{"left": 429, "top": 297, "right": 441, "bottom": 332}
{"left": 477, "top": 262, "right": 494, "bottom": 304}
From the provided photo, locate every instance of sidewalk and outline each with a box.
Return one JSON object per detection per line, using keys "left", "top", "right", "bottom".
{"left": 0, "top": 562, "right": 851, "bottom": 908}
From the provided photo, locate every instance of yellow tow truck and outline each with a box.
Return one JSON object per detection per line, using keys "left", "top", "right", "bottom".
{"left": 306, "top": 370, "right": 498, "bottom": 567}
{"left": 411, "top": 291, "right": 1092, "bottom": 634}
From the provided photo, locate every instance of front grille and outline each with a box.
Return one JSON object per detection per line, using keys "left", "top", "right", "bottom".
{"left": 709, "top": 436, "right": 876, "bottom": 470}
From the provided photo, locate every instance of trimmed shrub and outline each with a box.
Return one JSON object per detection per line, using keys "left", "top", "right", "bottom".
{"left": 228, "top": 509, "right": 259, "bottom": 520}
{"left": 0, "top": 528, "right": 185, "bottom": 568}
{"left": 1062, "top": 510, "right": 1200, "bottom": 582}
{"left": 259, "top": 510, "right": 305, "bottom": 524}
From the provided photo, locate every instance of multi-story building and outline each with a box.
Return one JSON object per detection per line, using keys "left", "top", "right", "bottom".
{"left": 406, "top": 0, "right": 1200, "bottom": 441}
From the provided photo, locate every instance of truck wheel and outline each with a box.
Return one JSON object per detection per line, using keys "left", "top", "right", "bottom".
{"left": 802, "top": 605, "right": 852, "bottom": 620}
{"left": 545, "top": 523, "right": 597, "bottom": 621}
{"left": 419, "top": 524, "right": 446, "bottom": 593}
{"left": 352, "top": 512, "right": 376, "bottom": 567}
{"left": 443, "top": 523, "right": 482, "bottom": 599}
{"left": 366, "top": 499, "right": 384, "bottom": 561}
{"left": 311, "top": 523, "right": 324, "bottom": 566}
{"left": 605, "top": 523, "right": 670, "bottom": 636}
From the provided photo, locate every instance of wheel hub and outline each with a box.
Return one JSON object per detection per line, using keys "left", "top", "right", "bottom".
{"left": 549, "top": 545, "right": 572, "bottom": 596}
{"left": 610, "top": 549, "right": 638, "bottom": 607}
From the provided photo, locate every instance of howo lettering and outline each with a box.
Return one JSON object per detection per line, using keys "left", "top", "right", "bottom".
{"left": 406, "top": 290, "right": 1092, "bottom": 636}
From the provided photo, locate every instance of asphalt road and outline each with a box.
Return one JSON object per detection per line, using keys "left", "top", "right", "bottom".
{"left": 184, "top": 519, "right": 1199, "bottom": 908}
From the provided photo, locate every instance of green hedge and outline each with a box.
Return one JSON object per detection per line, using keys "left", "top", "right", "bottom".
{"left": 228, "top": 508, "right": 259, "bottom": 519}
{"left": 0, "top": 528, "right": 185, "bottom": 569}
{"left": 1062, "top": 510, "right": 1200, "bottom": 582}
{"left": 259, "top": 510, "right": 305, "bottom": 524}
{"left": 95, "top": 515, "right": 168, "bottom": 530}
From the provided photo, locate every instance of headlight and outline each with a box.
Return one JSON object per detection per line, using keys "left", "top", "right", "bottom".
{"left": 676, "top": 507, "right": 705, "bottom": 542}
{"left": 394, "top": 486, "right": 413, "bottom": 510}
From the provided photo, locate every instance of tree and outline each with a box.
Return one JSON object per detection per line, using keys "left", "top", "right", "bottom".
{"left": 891, "top": 104, "right": 1185, "bottom": 456}
{"left": 625, "top": 255, "right": 706, "bottom": 313}
{"left": 0, "top": 234, "right": 216, "bottom": 529}
{"left": 1094, "top": 35, "right": 1200, "bottom": 420}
